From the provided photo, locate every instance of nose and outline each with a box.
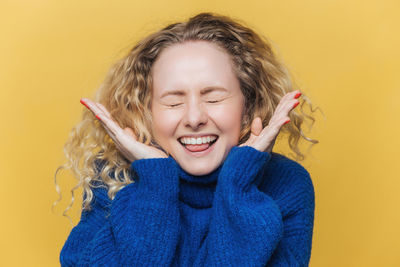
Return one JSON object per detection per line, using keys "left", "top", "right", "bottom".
{"left": 182, "top": 100, "right": 208, "bottom": 130}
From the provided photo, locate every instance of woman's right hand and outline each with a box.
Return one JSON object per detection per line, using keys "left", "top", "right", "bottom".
{"left": 80, "top": 98, "right": 168, "bottom": 162}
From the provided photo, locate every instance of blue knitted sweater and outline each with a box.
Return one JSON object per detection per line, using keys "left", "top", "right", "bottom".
{"left": 60, "top": 146, "right": 315, "bottom": 266}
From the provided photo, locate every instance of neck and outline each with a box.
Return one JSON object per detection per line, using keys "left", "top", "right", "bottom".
{"left": 176, "top": 161, "right": 223, "bottom": 209}
{"left": 177, "top": 163, "right": 223, "bottom": 184}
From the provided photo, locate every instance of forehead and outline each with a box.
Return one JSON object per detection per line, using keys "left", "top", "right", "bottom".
{"left": 151, "top": 41, "right": 238, "bottom": 96}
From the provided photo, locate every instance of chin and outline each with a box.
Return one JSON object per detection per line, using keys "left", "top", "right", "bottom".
{"left": 180, "top": 161, "right": 218, "bottom": 176}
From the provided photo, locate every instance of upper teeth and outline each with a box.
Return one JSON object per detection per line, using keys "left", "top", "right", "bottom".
{"left": 179, "top": 136, "right": 217, "bottom": 145}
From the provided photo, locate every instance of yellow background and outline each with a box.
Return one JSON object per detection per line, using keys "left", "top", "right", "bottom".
{"left": 1, "top": 0, "right": 399, "bottom": 266}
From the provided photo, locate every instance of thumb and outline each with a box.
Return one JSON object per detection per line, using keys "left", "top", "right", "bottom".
{"left": 250, "top": 117, "right": 263, "bottom": 136}
{"left": 123, "top": 127, "right": 137, "bottom": 141}
{"left": 240, "top": 117, "right": 262, "bottom": 147}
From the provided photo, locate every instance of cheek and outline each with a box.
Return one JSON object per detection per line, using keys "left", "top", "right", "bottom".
{"left": 211, "top": 104, "right": 243, "bottom": 140}
{"left": 152, "top": 109, "right": 181, "bottom": 141}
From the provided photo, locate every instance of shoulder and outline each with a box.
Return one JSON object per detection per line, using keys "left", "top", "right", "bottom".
{"left": 269, "top": 152, "right": 312, "bottom": 182}
{"left": 89, "top": 158, "right": 129, "bottom": 209}
{"left": 257, "top": 152, "right": 315, "bottom": 218}
{"left": 83, "top": 181, "right": 112, "bottom": 212}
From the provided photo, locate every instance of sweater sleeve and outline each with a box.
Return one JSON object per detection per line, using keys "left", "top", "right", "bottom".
{"left": 109, "top": 156, "right": 181, "bottom": 266}
{"left": 265, "top": 162, "right": 315, "bottom": 266}
{"left": 193, "top": 145, "right": 314, "bottom": 267}
{"left": 60, "top": 156, "right": 181, "bottom": 267}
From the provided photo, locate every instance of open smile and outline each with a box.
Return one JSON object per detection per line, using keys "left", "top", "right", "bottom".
{"left": 178, "top": 136, "right": 218, "bottom": 157}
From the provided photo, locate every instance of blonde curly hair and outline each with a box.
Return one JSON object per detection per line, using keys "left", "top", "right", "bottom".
{"left": 53, "top": 12, "right": 321, "bottom": 225}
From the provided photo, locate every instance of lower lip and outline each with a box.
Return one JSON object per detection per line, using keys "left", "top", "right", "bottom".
{"left": 181, "top": 140, "right": 217, "bottom": 158}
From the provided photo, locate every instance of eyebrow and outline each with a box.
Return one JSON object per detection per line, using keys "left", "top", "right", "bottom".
{"left": 160, "top": 86, "right": 228, "bottom": 98}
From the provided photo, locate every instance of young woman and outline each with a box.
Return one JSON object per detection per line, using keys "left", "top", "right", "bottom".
{"left": 57, "top": 12, "right": 318, "bottom": 267}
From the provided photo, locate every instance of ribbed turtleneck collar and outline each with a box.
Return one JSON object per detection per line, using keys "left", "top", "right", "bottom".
{"left": 176, "top": 162, "right": 223, "bottom": 209}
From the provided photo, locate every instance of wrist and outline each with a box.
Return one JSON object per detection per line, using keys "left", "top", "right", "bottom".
{"left": 219, "top": 146, "right": 271, "bottom": 190}
{"left": 131, "top": 156, "right": 180, "bottom": 197}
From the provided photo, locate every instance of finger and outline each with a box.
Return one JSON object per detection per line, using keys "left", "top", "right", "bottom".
{"left": 244, "top": 91, "right": 300, "bottom": 151}
{"left": 283, "top": 99, "right": 300, "bottom": 115}
{"left": 281, "top": 90, "right": 298, "bottom": 102}
{"left": 81, "top": 99, "right": 123, "bottom": 136}
{"left": 95, "top": 113, "right": 117, "bottom": 142}
{"left": 243, "top": 117, "right": 263, "bottom": 146}
{"left": 282, "top": 117, "right": 291, "bottom": 126}
{"left": 275, "top": 90, "right": 301, "bottom": 114}
{"left": 95, "top": 113, "right": 124, "bottom": 137}
{"left": 258, "top": 114, "right": 288, "bottom": 142}
{"left": 96, "top": 103, "right": 112, "bottom": 118}
{"left": 81, "top": 98, "right": 104, "bottom": 117}
{"left": 270, "top": 96, "right": 299, "bottom": 126}
{"left": 251, "top": 117, "right": 263, "bottom": 136}
{"left": 294, "top": 90, "right": 302, "bottom": 99}
{"left": 85, "top": 101, "right": 137, "bottom": 159}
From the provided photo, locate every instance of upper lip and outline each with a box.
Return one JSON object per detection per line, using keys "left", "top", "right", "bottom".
{"left": 178, "top": 133, "right": 218, "bottom": 139}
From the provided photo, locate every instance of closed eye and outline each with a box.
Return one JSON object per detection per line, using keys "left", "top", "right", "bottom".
{"left": 168, "top": 103, "right": 182, "bottom": 107}
{"left": 207, "top": 99, "right": 222, "bottom": 103}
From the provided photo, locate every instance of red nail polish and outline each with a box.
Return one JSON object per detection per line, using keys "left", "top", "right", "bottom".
{"left": 294, "top": 92, "right": 302, "bottom": 99}
{"left": 293, "top": 102, "right": 299, "bottom": 109}
{"left": 80, "top": 99, "right": 88, "bottom": 108}
{"left": 284, "top": 119, "right": 290, "bottom": 125}
{"left": 95, "top": 115, "right": 101, "bottom": 121}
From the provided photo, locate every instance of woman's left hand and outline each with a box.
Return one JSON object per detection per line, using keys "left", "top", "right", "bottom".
{"left": 239, "top": 90, "right": 302, "bottom": 153}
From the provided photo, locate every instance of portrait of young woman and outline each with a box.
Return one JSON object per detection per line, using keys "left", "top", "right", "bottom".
{"left": 56, "top": 12, "right": 318, "bottom": 266}
{"left": 2, "top": 0, "right": 399, "bottom": 265}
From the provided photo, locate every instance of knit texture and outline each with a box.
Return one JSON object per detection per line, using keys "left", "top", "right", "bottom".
{"left": 60, "top": 146, "right": 315, "bottom": 266}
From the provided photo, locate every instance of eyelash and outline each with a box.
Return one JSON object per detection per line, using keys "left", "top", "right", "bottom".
{"left": 167, "top": 100, "right": 221, "bottom": 107}
{"left": 169, "top": 103, "right": 182, "bottom": 107}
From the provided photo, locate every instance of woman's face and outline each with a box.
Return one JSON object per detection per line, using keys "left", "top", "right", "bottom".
{"left": 151, "top": 40, "right": 245, "bottom": 176}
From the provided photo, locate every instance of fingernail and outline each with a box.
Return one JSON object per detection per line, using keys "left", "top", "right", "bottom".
{"left": 294, "top": 92, "right": 302, "bottom": 99}
{"left": 95, "top": 114, "right": 101, "bottom": 121}
{"left": 284, "top": 119, "right": 290, "bottom": 125}
{"left": 293, "top": 102, "right": 299, "bottom": 109}
{"left": 80, "top": 99, "right": 88, "bottom": 108}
